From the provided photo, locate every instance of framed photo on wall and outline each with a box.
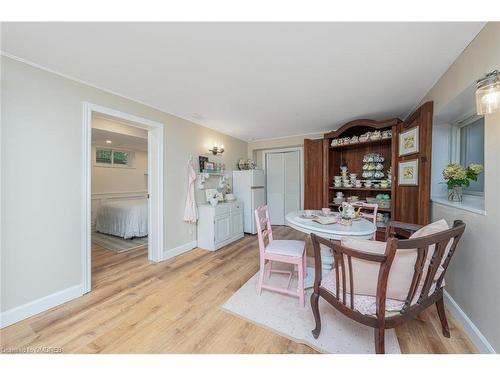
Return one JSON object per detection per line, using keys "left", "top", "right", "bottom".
{"left": 399, "top": 126, "right": 419, "bottom": 156}
{"left": 398, "top": 159, "right": 419, "bottom": 185}
{"left": 198, "top": 156, "right": 209, "bottom": 172}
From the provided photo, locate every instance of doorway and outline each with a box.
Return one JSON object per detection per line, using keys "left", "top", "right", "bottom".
{"left": 264, "top": 148, "right": 303, "bottom": 225}
{"left": 82, "top": 103, "right": 164, "bottom": 294}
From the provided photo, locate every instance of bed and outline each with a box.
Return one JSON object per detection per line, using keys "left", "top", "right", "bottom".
{"left": 96, "top": 199, "right": 148, "bottom": 239}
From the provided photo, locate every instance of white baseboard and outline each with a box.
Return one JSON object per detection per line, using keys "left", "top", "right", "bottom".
{"left": 444, "top": 289, "right": 496, "bottom": 353}
{"left": 0, "top": 284, "right": 83, "bottom": 329}
{"left": 163, "top": 240, "right": 197, "bottom": 261}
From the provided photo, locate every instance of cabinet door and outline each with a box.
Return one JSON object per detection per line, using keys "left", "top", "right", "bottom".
{"left": 214, "top": 214, "right": 231, "bottom": 244}
{"left": 231, "top": 210, "right": 243, "bottom": 237}
{"left": 394, "top": 101, "right": 433, "bottom": 225}
{"left": 304, "top": 139, "right": 324, "bottom": 209}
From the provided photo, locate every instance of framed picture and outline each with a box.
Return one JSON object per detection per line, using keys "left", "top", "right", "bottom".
{"left": 198, "top": 156, "right": 208, "bottom": 172}
{"left": 399, "top": 126, "right": 419, "bottom": 156}
{"left": 398, "top": 159, "right": 419, "bottom": 186}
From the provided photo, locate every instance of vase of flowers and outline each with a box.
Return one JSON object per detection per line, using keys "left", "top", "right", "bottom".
{"left": 442, "top": 163, "right": 484, "bottom": 202}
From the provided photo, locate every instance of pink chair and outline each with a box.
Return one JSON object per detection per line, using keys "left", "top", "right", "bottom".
{"left": 254, "top": 205, "right": 307, "bottom": 306}
{"left": 352, "top": 202, "right": 379, "bottom": 240}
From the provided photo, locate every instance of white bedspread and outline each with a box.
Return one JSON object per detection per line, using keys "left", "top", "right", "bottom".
{"left": 96, "top": 199, "right": 148, "bottom": 239}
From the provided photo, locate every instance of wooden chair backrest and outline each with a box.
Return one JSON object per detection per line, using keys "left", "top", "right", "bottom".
{"left": 311, "top": 220, "right": 465, "bottom": 316}
{"left": 254, "top": 205, "right": 273, "bottom": 254}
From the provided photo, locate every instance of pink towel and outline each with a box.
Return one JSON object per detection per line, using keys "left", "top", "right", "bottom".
{"left": 183, "top": 160, "right": 199, "bottom": 223}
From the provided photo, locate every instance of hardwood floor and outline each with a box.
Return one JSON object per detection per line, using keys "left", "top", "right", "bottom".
{"left": 0, "top": 226, "right": 477, "bottom": 354}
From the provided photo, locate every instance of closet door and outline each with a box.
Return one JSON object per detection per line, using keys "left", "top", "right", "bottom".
{"left": 266, "top": 153, "right": 285, "bottom": 225}
{"left": 284, "top": 151, "right": 301, "bottom": 217}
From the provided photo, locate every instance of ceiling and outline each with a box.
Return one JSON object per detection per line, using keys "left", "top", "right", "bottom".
{"left": 1, "top": 22, "right": 485, "bottom": 141}
{"left": 92, "top": 128, "right": 148, "bottom": 152}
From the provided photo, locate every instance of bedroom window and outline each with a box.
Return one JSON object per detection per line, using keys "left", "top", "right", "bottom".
{"left": 95, "top": 148, "right": 134, "bottom": 168}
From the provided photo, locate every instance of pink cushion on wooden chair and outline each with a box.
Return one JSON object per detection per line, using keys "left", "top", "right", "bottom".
{"left": 266, "top": 240, "right": 305, "bottom": 257}
{"left": 339, "top": 237, "right": 417, "bottom": 301}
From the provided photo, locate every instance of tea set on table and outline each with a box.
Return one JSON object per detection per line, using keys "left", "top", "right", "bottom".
{"left": 300, "top": 202, "right": 362, "bottom": 227}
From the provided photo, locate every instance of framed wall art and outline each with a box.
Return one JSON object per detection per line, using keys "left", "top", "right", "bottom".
{"left": 398, "top": 159, "right": 419, "bottom": 186}
{"left": 198, "top": 156, "right": 209, "bottom": 172}
{"left": 399, "top": 126, "right": 419, "bottom": 156}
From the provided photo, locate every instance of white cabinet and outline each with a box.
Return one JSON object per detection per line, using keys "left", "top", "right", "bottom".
{"left": 197, "top": 201, "right": 244, "bottom": 251}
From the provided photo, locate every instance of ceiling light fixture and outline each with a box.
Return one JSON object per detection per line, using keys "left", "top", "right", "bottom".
{"left": 106, "top": 140, "right": 112, "bottom": 144}
{"left": 209, "top": 143, "right": 224, "bottom": 155}
{"left": 476, "top": 70, "right": 500, "bottom": 115}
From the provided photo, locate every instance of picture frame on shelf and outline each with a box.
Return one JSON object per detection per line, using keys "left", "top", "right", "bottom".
{"left": 398, "top": 159, "right": 419, "bottom": 186}
{"left": 398, "top": 126, "right": 419, "bottom": 156}
{"left": 198, "top": 156, "right": 209, "bottom": 172}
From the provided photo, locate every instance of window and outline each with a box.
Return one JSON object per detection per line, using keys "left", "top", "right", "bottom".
{"left": 95, "top": 148, "right": 134, "bottom": 167}
{"left": 457, "top": 116, "right": 485, "bottom": 194}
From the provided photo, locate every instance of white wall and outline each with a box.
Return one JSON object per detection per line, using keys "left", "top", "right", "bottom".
{"left": 420, "top": 22, "right": 500, "bottom": 352}
{"left": 431, "top": 123, "right": 452, "bottom": 197}
{"left": 0, "top": 56, "right": 248, "bottom": 316}
{"left": 91, "top": 146, "right": 148, "bottom": 194}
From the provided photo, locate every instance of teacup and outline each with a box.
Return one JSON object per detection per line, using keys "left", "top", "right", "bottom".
{"left": 322, "top": 208, "right": 331, "bottom": 215}
{"left": 305, "top": 210, "right": 314, "bottom": 217}
{"left": 336, "top": 192, "right": 344, "bottom": 198}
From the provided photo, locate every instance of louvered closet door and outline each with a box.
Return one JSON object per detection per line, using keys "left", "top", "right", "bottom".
{"left": 266, "top": 153, "right": 285, "bottom": 225}
{"left": 284, "top": 151, "right": 301, "bottom": 217}
{"left": 266, "top": 151, "right": 301, "bottom": 225}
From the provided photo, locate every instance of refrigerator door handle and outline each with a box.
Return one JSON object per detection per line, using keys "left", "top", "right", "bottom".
{"left": 251, "top": 186, "right": 264, "bottom": 189}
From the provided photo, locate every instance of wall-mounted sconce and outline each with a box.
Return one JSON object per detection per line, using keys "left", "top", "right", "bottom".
{"left": 476, "top": 70, "right": 500, "bottom": 115}
{"left": 208, "top": 143, "right": 225, "bottom": 155}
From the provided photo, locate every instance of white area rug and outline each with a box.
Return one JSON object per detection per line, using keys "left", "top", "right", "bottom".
{"left": 222, "top": 271, "right": 401, "bottom": 354}
{"left": 92, "top": 231, "right": 148, "bottom": 253}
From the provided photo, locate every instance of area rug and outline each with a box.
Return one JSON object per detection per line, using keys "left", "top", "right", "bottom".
{"left": 92, "top": 232, "right": 148, "bottom": 253}
{"left": 222, "top": 270, "right": 401, "bottom": 354}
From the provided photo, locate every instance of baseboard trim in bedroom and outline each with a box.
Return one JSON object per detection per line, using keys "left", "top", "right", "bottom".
{"left": 443, "top": 289, "right": 496, "bottom": 354}
{"left": 163, "top": 240, "right": 197, "bottom": 261}
{"left": 0, "top": 284, "right": 83, "bottom": 329}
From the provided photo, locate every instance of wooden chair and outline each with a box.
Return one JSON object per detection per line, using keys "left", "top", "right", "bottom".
{"left": 310, "top": 220, "right": 466, "bottom": 353}
{"left": 254, "top": 205, "right": 307, "bottom": 306}
{"left": 351, "top": 202, "right": 378, "bottom": 240}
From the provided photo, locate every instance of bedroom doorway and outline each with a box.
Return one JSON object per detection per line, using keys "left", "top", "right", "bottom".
{"left": 82, "top": 103, "right": 164, "bottom": 294}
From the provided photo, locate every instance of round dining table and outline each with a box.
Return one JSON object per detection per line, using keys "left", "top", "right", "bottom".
{"left": 285, "top": 210, "right": 377, "bottom": 288}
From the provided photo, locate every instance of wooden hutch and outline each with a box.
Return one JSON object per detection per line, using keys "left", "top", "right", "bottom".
{"left": 304, "top": 102, "right": 433, "bottom": 240}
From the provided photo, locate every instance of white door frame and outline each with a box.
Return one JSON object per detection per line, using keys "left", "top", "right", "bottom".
{"left": 82, "top": 102, "right": 165, "bottom": 294}
{"left": 262, "top": 147, "right": 304, "bottom": 212}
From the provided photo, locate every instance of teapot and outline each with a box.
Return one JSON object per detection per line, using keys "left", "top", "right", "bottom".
{"left": 338, "top": 202, "right": 360, "bottom": 219}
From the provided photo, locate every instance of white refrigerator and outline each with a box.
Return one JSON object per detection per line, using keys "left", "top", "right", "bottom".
{"left": 232, "top": 169, "right": 265, "bottom": 234}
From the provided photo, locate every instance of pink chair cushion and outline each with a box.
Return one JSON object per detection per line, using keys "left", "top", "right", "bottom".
{"left": 265, "top": 240, "right": 305, "bottom": 257}
{"left": 339, "top": 237, "right": 417, "bottom": 301}
{"left": 337, "top": 219, "right": 451, "bottom": 303}
{"left": 322, "top": 270, "right": 404, "bottom": 316}
{"left": 409, "top": 219, "right": 451, "bottom": 303}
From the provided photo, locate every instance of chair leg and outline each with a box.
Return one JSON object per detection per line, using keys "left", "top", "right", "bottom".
{"left": 266, "top": 260, "right": 272, "bottom": 279}
{"left": 435, "top": 296, "right": 451, "bottom": 338}
{"left": 311, "top": 292, "right": 321, "bottom": 338}
{"left": 298, "top": 260, "right": 305, "bottom": 307}
{"left": 257, "top": 260, "right": 265, "bottom": 295}
{"left": 374, "top": 327, "right": 385, "bottom": 354}
{"left": 303, "top": 252, "right": 307, "bottom": 277}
